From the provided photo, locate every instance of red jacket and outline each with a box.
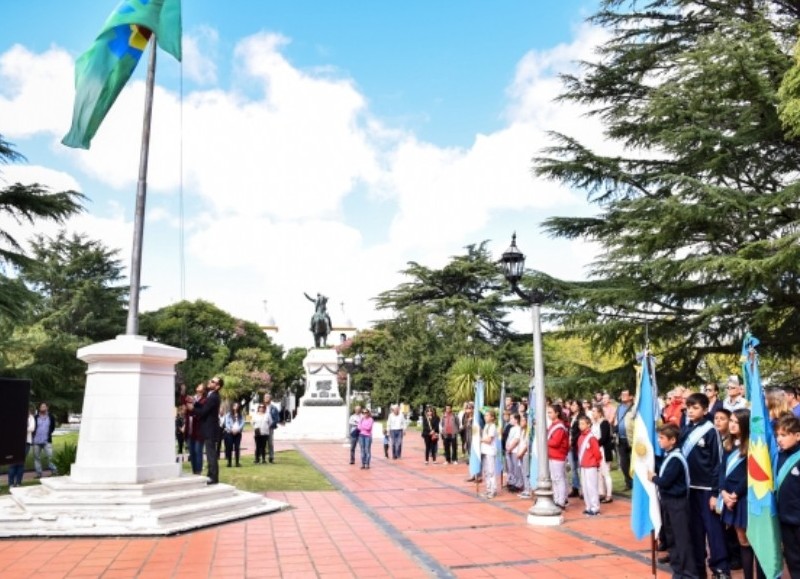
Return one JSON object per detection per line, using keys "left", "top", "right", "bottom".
{"left": 663, "top": 399, "right": 684, "bottom": 427}
{"left": 577, "top": 430, "right": 602, "bottom": 468}
{"left": 547, "top": 420, "right": 570, "bottom": 461}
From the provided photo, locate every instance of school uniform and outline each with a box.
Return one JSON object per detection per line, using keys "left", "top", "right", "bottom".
{"left": 652, "top": 447, "right": 697, "bottom": 579}
{"left": 718, "top": 447, "right": 747, "bottom": 529}
{"left": 717, "top": 447, "right": 747, "bottom": 576}
{"left": 776, "top": 442, "right": 800, "bottom": 576}
{"left": 548, "top": 419, "right": 570, "bottom": 507}
{"left": 681, "top": 417, "right": 729, "bottom": 577}
{"left": 577, "top": 429, "right": 602, "bottom": 515}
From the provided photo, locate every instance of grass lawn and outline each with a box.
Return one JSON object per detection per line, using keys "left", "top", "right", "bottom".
{"left": 181, "top": 450, "right": 334, "bottom": 492}
{"left": 0, "top": 431, "right": 333, "bottom": 494}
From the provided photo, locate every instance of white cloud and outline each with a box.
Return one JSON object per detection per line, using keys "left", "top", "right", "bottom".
{"left": 182, "top": 26, "right": 218, "bottom": 85}
{"left": 0, "top": 44, "right": 74, "bottom": 138}
{"left": 0, "top": 23, "right": 610, "bottom": 348}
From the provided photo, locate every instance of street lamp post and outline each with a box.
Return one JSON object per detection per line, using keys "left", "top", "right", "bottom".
{"left": 500, "top": 233, "right": 563, "bottom": 526}
{"left": 337, "top": 353, "right": 364, "bottom": 438}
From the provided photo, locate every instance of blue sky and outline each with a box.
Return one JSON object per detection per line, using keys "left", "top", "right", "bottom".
{"left": 0, "top": 0, "right": 606, "bottom": 348}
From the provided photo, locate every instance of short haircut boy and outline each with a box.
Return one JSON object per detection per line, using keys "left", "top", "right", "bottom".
{"left": 658, "top": 423, "right": 680, "bottom": 441}
{"left": 685, "top": 392, "right": 709, "bottom": 410}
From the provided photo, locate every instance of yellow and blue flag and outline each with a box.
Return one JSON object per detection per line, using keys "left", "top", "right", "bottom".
{"left": 469, "top": 378, "right": 485, "bottom": 478}
{"left": 743, "top": 334, "right": 782, "bottom": 579}
{"left": 630, "top": 353, "right": 662, "bottom": 540}
{"left": 63, "top": 0, "right": 182, "bottom": 149}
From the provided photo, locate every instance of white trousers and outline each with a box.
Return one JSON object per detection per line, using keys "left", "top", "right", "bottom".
{"left": 580, "top": 466, "right": 600, "bottom": 512}
{"left": 549, "top": 459, "right": 567, "bottom": 506}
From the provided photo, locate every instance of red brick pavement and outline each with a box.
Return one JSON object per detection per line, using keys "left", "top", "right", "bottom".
{"left": 0, "top": 433, "right": 748, "bottom": 578}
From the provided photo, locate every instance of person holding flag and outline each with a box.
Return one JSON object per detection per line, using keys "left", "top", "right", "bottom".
{"left": 630, "top": 352, "right": 664, "bottom": 572}
{"left": 681, "top": 391, "right": 730, "bottom": 579}
{"left": 775, "top": 413, "right": 800, "bottom": 577}
{"left": 468, "top": 381, "right": 485, "bottom": 485}
{"left": 649, "top": 423, "right": 696, "bottom": 579}
{"left": 743, "top": 334, "right": 784, "bottom": 579}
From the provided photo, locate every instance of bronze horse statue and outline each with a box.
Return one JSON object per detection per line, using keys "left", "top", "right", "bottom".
{"left": 311, "top": 315, "right": 331, "bottom": 348}
{"left": 305, "top": 292, "right": 332, "bottom": 348}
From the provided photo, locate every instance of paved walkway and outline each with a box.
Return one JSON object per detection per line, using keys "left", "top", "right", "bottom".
{"left": 0, "top": 435, "right": 742, "bottom": 578}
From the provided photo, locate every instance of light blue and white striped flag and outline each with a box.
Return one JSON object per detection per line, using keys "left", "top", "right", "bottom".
{"left": 630, "top": 354, "right": 662, "bottom": 540}
{"left": 527, "top": 379, "right": 538, "bottom": 487}
{"left": 469, "top": 378, "right": 485, "bottom": 478}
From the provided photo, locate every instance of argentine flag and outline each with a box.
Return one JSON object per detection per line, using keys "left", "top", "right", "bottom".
{"left": 495, "top": 381, "right": 506, "bottom": 476}
{"left": 527, "top": 379, "right": 538, "bottom": 487}
{"left": 469, "top": 379, "right": 485, "bottom": 478}
{"left": 630, "top": 354, "right": 662, "bottom": 540}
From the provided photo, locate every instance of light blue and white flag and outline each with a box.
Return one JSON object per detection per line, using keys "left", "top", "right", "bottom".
{"left": 630, "top": 353, "right": 662, "bottom": 540}
{"left": 469, "top": 378, "right": 485, "bottom": 478}
{"left": 527, "top": 379, "right": 538, "bottom": 487}
{"left": 495, "top": 380, "right": 506, "bottom": 476}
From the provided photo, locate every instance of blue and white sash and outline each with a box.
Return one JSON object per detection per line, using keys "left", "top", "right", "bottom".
{"left": 776, "top": 451, "right": 800, "bottom": 492}
{"left": 659, "top": 449, "right": 690, "bottom": 496}
{"left": 716, "top": 451, "right": 745, "bottom": 513}
{"left": 681, "top": 421, "right": 713, "bottom": 458}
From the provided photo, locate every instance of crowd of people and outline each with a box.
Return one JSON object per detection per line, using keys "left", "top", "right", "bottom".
{"left": 176, "top": 377, "right": 283, "bottom": 484}
{"left": 646, "top": 380, "right": 800, "bottom": 579}
{"left": 344, "top": 381, "right": 800, "bottom": 579}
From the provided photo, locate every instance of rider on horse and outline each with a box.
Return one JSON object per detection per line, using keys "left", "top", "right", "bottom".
{"left": 304, "top": 292, "right": 332, "bottom": 346}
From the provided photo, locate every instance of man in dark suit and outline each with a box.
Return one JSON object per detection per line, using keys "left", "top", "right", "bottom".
{"left": 195, "top": 376, "right": 222, "bottom": 484}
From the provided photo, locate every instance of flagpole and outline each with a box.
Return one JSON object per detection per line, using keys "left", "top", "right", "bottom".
{"left": 650, "top": 531, "right": 657, "bottom": 578}
{"left": 126, "top": 36, "right": 157, "bottom": 335}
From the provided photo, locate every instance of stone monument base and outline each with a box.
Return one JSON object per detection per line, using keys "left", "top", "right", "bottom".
{"left": 274, "top": 405, "right": 348, "bottom": 441}
{"left": 0, "top": 475, "right": 286, "bottom": 537}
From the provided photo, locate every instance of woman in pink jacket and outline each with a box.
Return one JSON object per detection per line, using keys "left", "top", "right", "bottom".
{"left": 358, "top": 408, "right": 375, "bottom": 469}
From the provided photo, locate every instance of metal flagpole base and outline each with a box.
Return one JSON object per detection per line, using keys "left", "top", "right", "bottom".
{"left": 527, "top": 488, "right": 564, "bottom": 526}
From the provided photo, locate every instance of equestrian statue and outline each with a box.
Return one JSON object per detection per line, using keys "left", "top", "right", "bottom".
{"left": 304, "top": 292, "right": 332, "bottom": 348}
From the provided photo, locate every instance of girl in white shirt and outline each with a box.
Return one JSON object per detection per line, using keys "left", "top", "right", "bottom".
{"left": 480, "top": 409, "right": 498, "bottom": 499}
{"left": 505, "top": 413, "right": 522, "bottom": 491}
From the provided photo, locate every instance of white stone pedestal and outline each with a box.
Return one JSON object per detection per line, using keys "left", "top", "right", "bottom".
{"left": 274, "top": 348, "right": 347, "bottom": 441}
{"left": 72, "top": 335, "right": 184, "bottom": 483}
{"left": 0, "top": 335, "right": 287, "bottom": 536}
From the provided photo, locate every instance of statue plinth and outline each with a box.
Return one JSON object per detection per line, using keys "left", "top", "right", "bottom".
{"left": 302, "top": 348, "right": 342, "bottom": 403}
{"left": 274, "top": 348, "right": 346, "bottom": 441}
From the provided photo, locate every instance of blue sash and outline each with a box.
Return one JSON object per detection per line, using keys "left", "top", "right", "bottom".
{"left": 659, "top": 449, "right": 690, "bottom": 496}
{"left": 716, "top": 451, "right": 744, "bottom": 513}
{"left": 776, "top": 450, "right": 800, "bottom": 491}
{"left": 681, "top": 421, "right": 713, "bottom": 457}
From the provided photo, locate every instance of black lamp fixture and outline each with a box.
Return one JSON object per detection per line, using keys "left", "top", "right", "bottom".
{"left": 499, "top": 232, "right": 562, "bottom": 525}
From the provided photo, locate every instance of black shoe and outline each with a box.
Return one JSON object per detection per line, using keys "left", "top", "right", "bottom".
{"left": 657, "top": 542, "right": 668, "bottom": 552}
{"left": 269, "top": 459, "right": 274, "bottom": 464}
{"left": 657, "top": 554, "right": 670, "bottom": 564}
{"left": 235, "top": 463, "right": 241, "bottom": 467}
{"left": 568, "top": 488, "right": 579, "bottom": 498}
{"left": 254, "top": 459, "right": 260, "bottom": 464}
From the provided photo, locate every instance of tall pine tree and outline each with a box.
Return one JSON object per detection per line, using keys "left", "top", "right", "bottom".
{"left": 535, "top": 0, "right": 800, "bottom": 383}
